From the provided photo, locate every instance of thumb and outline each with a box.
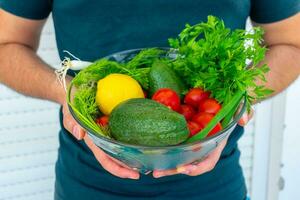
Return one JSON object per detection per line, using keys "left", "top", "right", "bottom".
{"left": 72, "top": 124, "right": 86, "bottom": 140}
{"left": 62, "top": 102, "right": 86, "bottom": 140}
{"left": 238, "top": 108, "right": 254, "bottom": 126}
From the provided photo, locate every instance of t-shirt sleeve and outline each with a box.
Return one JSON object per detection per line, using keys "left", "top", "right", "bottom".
{"left": 0, "top": 0, "right": 52, "bottom": 20}
{"left": 250, "top": 0, "right": 300, "bottom": 23}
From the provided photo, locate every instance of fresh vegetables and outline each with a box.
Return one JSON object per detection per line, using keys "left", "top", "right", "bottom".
{"left": 187, "top": 90, "right": 245, "bottom": 143}
{"left": 184, "top": 88, "right": 210, "bottom": 108}
{"left": 168, "top": 16, "right": 272, "bottom": 141}
{"left": 109, "top": 98, "right": 189, "bottom": 146}
{"left": 179, "top": 104, "right": 196, "bottom": 120}
{"left": 179, "top": 88, "right": 222, "bottom": 138}
{"left": 66, "top": 15, "right": 272, "bottom": 146}
{"left": 168, "top": 16, "right": 273, "bottom": 112}
{"left": 198, "top": 98, "right": 222, "bottom": 114}
{"left": 152, "top": 88, "right": 181, "bottom": 111}
{"left": 95, "top": 73, "right": 144, "bottom": 115}
{"left": 192, "top": 112, "right": 223, "bottom": 137}
{"left": 67, "top": 49, "right": 163, "bottom": 137}
{"left": 96, "top": 116, "right": 109, "bottom": 126}
{"left": 187, "top": 121, "right": 202, "bottom": 137}
{"left": 149, "top": 60, "right": 186, "bottom": 97}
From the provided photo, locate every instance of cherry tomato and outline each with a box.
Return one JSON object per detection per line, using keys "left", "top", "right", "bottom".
{"left": 179, "top": 104, "right": 196, "bottom": 120}
{"left": 96, "top": 115, "right": 109, "bottom": 126}
{"left": 152, "top": 88, "right": 181, "bottom": 111}
{"left": 187, "top": 121, "right": 202, "bottom": 137}
{"left": 198, "top": 98, "right": 222, "bottom": 114}
{"left": 184, "top": 88, "right": 210, "bottom": 108}
{"left": 192, "top": 112, "right": 222, "bottom": 137}
{"left": 207, "top": 123, "right": 222, "bottom": 137}
{"left": 143, "top": 90, "right": 148, "bottom": 98}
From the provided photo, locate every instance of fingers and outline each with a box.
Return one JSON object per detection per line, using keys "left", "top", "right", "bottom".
{"left": 153, "top": 139, "right": 227, "bottom": 178}
{"left": 62, "top": 102, "right": 86, "bottom": 140}
{"left": 238, "top": 107, "right": 254, "bottom": 126}
{"left": 84, "top": 135, "right": 140, "bottom": 180}
{"left": 62, "top": 101, "right": 139, "bottom": 180}
{"left": 109, "top": 156, "right": 133, "bottom": 170}
{"left": 179, "top": 140, "right": 226, "bottom": 176}
{"left": 153, "top": 168, "right": 178, "bottom": 178}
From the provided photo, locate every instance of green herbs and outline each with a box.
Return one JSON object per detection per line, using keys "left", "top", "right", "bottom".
{"left": 169, "top": 16, "right": 273, "bottom": 111}
{"left": 72, "top": 48, "right": 163, "bottom": 90}
{"left": 127, "top": 48, "right": 165, "bottom": 69}
{"left": 67, "top": 82, "right": 107, "bottom": 136}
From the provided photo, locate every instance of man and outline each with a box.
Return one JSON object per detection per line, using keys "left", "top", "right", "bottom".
{"left": 0, "top": 1, "right": 299, "bottom": 199}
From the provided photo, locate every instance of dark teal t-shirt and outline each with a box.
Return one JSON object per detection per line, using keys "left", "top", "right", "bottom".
{"left": 1, "top": 1, "right": 300, "bottom": 200}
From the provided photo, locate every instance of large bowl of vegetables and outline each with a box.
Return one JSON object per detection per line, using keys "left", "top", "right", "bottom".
{"left": 66, "top": 16, "right": 271, "bottom": 173}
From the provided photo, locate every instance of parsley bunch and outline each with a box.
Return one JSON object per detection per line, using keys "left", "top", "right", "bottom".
{"left": 169, "top": 16, "right": 273, "bottom": 111}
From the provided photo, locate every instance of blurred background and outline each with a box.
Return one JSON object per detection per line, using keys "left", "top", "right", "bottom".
{"left": 0, "top": 18, "right": 299, "bottom": 200}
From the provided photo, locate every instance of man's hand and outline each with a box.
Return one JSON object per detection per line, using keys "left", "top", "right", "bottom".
{"left": 153, "top": 110, "right": 253, "bottom": 178}
{"left": 62, "top": 102, "right": 140, "bottom": 180}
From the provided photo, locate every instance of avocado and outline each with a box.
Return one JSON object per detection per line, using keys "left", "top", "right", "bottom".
{"left": 109, "top": 98, "right": 189, "bottom": 146}
{"left": 149, "top": 61, "right": 186, "bottom": 97}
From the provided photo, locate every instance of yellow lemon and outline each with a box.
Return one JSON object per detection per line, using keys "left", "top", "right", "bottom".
{"left": 96, "top": 73, "right": 144, "bottom": 115}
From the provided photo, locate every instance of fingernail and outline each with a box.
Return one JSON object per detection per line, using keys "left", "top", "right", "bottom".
{"left": 239, "top": 114, "right": 248, "bottom": 126}
{"left": 177, "top": 165, "right": 197, "bottom": 174}
{"left": 177, "top": 167, "right": 185, "bottom": 173}
{"left": 154, "top": 172, "right": 163, "bottom": 178}
{"left": 72, "top": 126, "right": 80, "bottom": 140}
{"left": 128, "top": 174, "right": 139, "bottom": 179}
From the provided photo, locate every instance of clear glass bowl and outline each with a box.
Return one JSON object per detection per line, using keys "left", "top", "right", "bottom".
{"left": 68, "top": 48, "right": 246, "bottom": 174}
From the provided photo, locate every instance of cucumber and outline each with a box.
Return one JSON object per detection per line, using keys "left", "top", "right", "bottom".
{"left": 109, "top": 98, "right": 189, "bottom": 146}
{"left": 149, "top": 61, "right": 186, "bottom": 97}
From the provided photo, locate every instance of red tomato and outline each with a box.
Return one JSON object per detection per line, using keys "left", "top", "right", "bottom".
{"left": 187, "top": 121, "right": 202, "bottom": 137}
{"left": 198, "top": 98, "right": 222, "bottom": 114}
{"left": 152, "top": 88, "right": 181, "bottom": 111}
{"left": 207, "top": 123, "right": 222, "bottom": 137}
{"left": 143, "top": 90, "right": 148, "bottom": 98}
{"left": 179, "top": 104, "right": 196, "bottom": 120}
{"left": 184, "top": 88, "right": 210, "bottom": 108}
{"left": 96, "top": 115, "right": 109, "bottom": 126}
{"left": 192, "top": 112, "right": 222, "bottom": 137}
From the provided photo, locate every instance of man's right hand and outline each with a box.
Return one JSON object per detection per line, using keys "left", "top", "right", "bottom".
{"left": 62, "top": 102, "right": 140, "bottom": 180}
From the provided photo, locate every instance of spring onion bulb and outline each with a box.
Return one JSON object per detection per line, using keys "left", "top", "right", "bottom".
{"left": 55, "top": 50, "right": 92, "bottom": 91}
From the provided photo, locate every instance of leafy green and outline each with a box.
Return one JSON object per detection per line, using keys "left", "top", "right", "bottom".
{"left": 127, "top": 48, "right": 165, "bottom": 68}
{"left": 169, "top": 16, "right": 273, "bottom": 111}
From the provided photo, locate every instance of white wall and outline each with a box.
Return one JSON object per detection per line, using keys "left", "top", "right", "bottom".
{"left": 279, "top": 78, "right": 300, "bottom": 200}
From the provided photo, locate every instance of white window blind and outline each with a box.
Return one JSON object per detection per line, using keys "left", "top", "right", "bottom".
{"left": 0, "top": 18, "right": 60, "bottom": 200}
{"left": 0, "top": 17, "right": 256, "bottom": 200}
